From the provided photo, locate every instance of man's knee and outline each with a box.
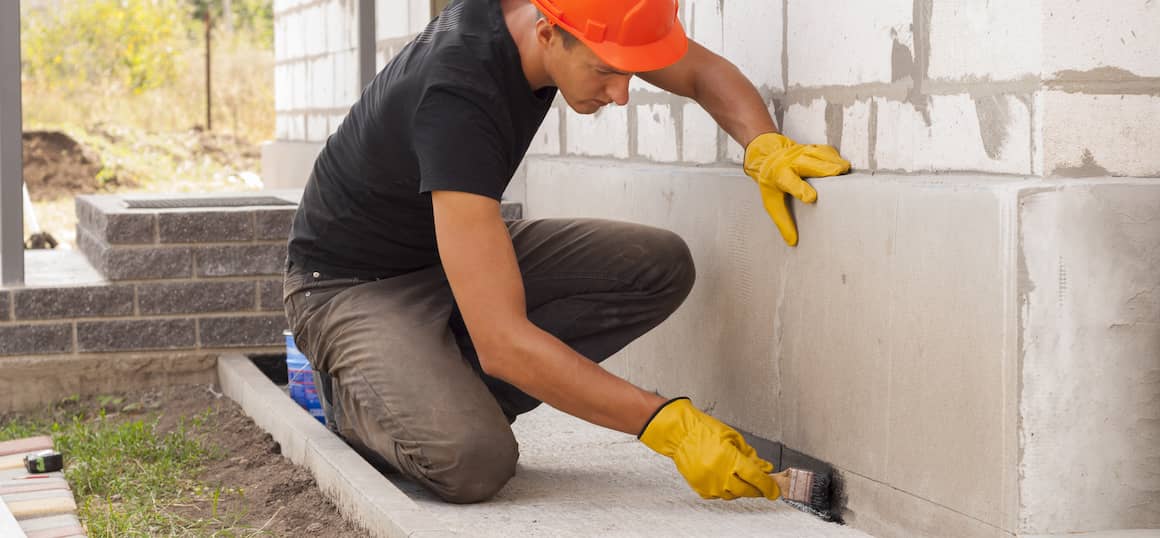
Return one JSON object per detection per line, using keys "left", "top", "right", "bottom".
{"left": 424, "top": 425, "right": 519, "bottom": 503}
{"left": 646, "top": 228, "right": 696, "bottom": 305}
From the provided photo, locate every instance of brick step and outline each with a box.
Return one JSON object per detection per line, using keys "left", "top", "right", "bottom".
{"left": 74, "top": 191, "right": 523, "bottom": 281}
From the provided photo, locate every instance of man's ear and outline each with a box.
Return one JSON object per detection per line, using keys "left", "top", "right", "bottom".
{"left": 535, "top": 18, "right": 556, "bottom": 49}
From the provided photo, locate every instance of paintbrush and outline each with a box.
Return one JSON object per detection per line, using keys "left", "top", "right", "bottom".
{"left": 773, "top": 468, "right": 834, "bottom": 518}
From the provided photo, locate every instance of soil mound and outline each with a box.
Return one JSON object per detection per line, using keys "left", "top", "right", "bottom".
{"left": 22, "top": 130, "right": 131, "bottom": 201}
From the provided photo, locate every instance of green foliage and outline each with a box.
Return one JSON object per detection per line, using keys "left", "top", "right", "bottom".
{"left": 0, "top": 398, "right": 256, "bottom": 536}
{"left": 189, "top": 0, "right": 274, "bottom": 45}
{"left": 22, "top": 0, "right": 189, "bottom": 94}
{"left": 20, "top": 0, "right": 274, "bottom": 144}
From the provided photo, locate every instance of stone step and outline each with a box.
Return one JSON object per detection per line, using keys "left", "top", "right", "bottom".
{"left": 74, "top": 191, "right": 522, "bottom": 281}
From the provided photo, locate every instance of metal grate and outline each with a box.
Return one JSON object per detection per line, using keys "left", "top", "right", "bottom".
{"left": 123, "top": 196, "right": 296, "bottom": 209}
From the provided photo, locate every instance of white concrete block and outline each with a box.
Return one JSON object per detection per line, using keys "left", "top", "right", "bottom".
{"left": 376, "top": 0, "right": 410, "bottom": 39}
{"left": 636, "top": 104, "right": 679, "bottom": 162}
{"left": 1043, "top": 0, "right": 1160, "bottom": 77}
{"left": 874, "top": 94, "right": 1031, "bottom": 174}
{"left": 312, "top": 56, "right": 334, "bottom": 109}
{"left": 275, "top": 18, "right": 287, "bottom": 60}
{"left": 787, "top": 0, "right": 912, "bottom": 87}
{"left": 782, "top": 98, "right": 828, "bottom": 145}
{"left": 306, "top": 5, "right": 324, "bottom": 55}
{"left": 332, "top": 51, "right": 351, "bottom": 107}
{"left": 346, "top": 0, "right": 360, "bottom": 50}
{"left": 274, "top": 65, "right": 289, "bottom": 112}
{"left": 307, "top": 114, "right": 327, "bottom": 142}
{"left": 1018, "top": 182, "right": 1160, "bottom": 533}
{"left": 329, "top": 114, "right": 345, "bottom": 136}
{"left": 841, "top": 99, "right": 872, "bottom": 170}
{"left": 328, "top": 52, "right": 342, "bottom": 108}
{"left": 928, "top": 0, "right": 1042, "bottom": 81}
{"left": 842, "top": 471, "right": 1014, "bottom": 538}
{"left": 289, "top": 114, "right": 306, "bottom": 140}
{"left": 325, "top": 2, "right": 341, "bottom": 53}
{"left": 291, "top": 61, "right": 306, "bottom": 110}
{"left": 525, "top": 159, "right": 1160, "bottom": 535}
{"left": 688, "top": 0, "right": 723, "bottom": 56}
{"left": 276, "top": 115, "right": 291, "bottom": 140}
{"left": 376, "top": 48, "right": 388, "bottom": 73}
{"left": 286, "top": 12, "right": 303, "bottom": 58}
{"left": 682, "top": 103, "right": 717, "bottom": 164}
{"left": 1041, "top": 92, "right": 1160, "bottom": 177}
{"left": 628, "top": 75, "right": 662, "bottom": 96}
{"left": 724, "top": 137, "right": 744, "bottom": 164}
{"left": 524, "top": 159, "right": 783, "bottom": 436}
{"left": 565, "top": 106, "right": 630, "bottom": 158}
{"left": 527, "top": 107, "right": 561, "bottom": 156}
{"left": 409, "top": 0, "right": 430, "bottom": 33}
{"left": 723, "top": 0, "right": 783, "bottom": 90}
{"left": 1032, "top": 91, "right": 1046, "bottom": 176}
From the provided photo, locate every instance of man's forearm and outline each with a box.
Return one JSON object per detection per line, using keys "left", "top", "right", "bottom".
{"left": 692, "top": 60, "right": 777, "bottom": 148}
{"left": 483, "top": 321, "right": 667, "bottom": 435}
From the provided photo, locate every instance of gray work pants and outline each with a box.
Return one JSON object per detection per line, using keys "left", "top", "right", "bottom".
{"left": 283, "top": 218, "right": 695, "bottom": 503}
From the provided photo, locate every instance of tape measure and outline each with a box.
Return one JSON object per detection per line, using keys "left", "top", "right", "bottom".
{"left": 24, "top": 450, "right": 63, "bottom": 473}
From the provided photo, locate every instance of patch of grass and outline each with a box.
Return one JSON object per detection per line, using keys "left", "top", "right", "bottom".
{"left": 0, "top": 397, "right": 266, "bottom": 537}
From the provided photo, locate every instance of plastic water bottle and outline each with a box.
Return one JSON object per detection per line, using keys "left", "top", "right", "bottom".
{"left": 284, "top": 330, "right": 326, "bottom": 425}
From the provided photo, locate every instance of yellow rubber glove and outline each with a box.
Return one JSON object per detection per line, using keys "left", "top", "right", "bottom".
{"left": 743, "top": 132, "right": 851, "bottom": 246}
{"left": 639, "top": 397, "right": 780, "bottom": 500}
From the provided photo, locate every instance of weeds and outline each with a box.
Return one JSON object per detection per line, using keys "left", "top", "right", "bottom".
{"left": 0, "top": 397, "right": 267, "bottom": 537}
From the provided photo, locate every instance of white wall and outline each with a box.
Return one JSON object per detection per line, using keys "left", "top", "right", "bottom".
{"left": 273, "top": 0, "right": 361, "bottom": 143}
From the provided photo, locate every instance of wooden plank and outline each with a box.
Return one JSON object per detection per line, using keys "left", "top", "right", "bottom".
{"left": 0, "top": 478, "right": 69, "bottom": 495}
{"left": 2, "top": 490, "right": 75, "bottom": 504}
{"left": 5, "top": 496, "right": 76, "bottom": 519}
{"left": 26, "top": 531, "right": 86, "bottom": 538}
{"left": 0, "top": 469, "right": 63, "bottom": 480}
{"left": 16, "top": 514, "right": 78, "bottom": 531}
{"left": 0, "top": 437, "right": 53, "bottom": 457}
{"left": 25, "top": 525, "right": 86, "bottom": 538}
{"left": 0, "top": 496, "right": 28, "bottom": 538}
{"left": 21, "top": 514, "right": 85, "bottom": 537}
{"left": 0, "top": 453, "right": 28, "bottom": 471}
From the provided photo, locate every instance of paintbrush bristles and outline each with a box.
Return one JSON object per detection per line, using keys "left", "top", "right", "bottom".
{"left": 785, "top": 468, "right": 833, "bottom": 511}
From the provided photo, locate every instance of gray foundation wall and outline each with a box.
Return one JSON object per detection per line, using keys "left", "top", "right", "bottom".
{"left": 525, "top": 158, "right": 1160, "bottom": 537}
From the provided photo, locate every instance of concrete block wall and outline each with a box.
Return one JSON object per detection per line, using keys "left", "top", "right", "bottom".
{"left": 268, "top": 0, "right": 1160, "bottom": 180}
{"left": 530, "top": 0, "right": 1160, "bottom": 179}
{"left": 264, "top": 1, "right": 1159, "bottom": 535}
{"left": 273, "top": 0, "right": 361, "bottom": 143}
{"left": 264, "top": 0, "right": 365, "bottom": 189}
{"left": 526, "top": 161, "right": 1160, "bottom": 538}
{"left": 517, "top": 2, "right": 1160, "bottom": 536}
{"left": 374, "top": 0, "right": 436, "bottom": 70}
{"left": 0, "top": 193, "right": 299, "bottom": 409}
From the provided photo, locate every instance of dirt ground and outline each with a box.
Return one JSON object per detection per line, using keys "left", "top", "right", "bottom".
{"left": 23, "top": 131, "right": 107, "bottom": 202}
{"left": 4, "top": 384, "right": 374, "bottom": 538}
{"left": 21, "top": 127, "right": 263, "bottom": 249}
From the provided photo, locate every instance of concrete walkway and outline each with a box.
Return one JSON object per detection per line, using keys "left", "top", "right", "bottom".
{"left": 219, "top": 354, "right": 870, "bottom": 537}
{"left": 389, "top": 406, "right": 872, "bottom": 537}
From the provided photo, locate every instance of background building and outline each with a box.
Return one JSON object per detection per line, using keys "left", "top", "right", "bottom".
{"left": 264, "top": 1, "right": 1160, "bottom": 536}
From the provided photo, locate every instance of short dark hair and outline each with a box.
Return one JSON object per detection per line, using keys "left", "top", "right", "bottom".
{"left": 537, "top": 10, "right": 579, "bottom": 48}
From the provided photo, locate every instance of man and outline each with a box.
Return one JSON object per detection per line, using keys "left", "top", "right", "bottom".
{"left": 284, "top": 0, "right": 850, "bottom": 504}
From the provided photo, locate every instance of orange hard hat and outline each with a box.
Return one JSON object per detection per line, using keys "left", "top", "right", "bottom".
{"left": 530, "top": 0, "right": 688, "bottom": 72}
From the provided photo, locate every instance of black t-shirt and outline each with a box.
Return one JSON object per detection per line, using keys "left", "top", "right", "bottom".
{"left": 287, "top": 0, "right": 556, "bottom": 279}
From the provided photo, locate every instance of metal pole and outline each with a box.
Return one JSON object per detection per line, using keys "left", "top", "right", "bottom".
{"left": 1, "top": 0, "right": 26, "bottom": 285}
{"left": 205, "top": 6, "right": 213, "bottom": 131}
{"left": 358, "top": 0, "right": 376, "bottom": 89}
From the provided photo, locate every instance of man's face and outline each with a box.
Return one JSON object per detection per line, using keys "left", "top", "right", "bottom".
{"left": 543, "top": 29, "right": 634, "bottom": 115}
